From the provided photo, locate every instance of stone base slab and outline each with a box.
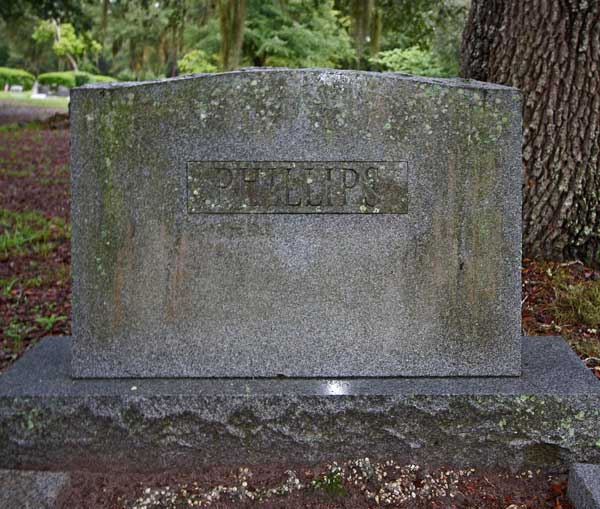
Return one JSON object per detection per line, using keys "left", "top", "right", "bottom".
{"left": 569, "top": 464, "right": 600, "bottom": 508}
{"left": 0, "top": 336, "right": 599, "bottom": 473}
{"left": 0, "top": 469, "right": 70, "bottom": 509}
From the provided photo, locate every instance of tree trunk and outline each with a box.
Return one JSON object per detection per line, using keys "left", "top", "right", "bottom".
{"left": 66, "top": 53, "right": 78, "bottom": 72}
{"left": 461, "top": 0, "right": 600, "bottom": 266}
{"left": 219, "top": 0, "right": 246, "bottom": 71}
{"left": 351, "top": 0, "right": 374, "bottom": 67}
{"left": 53, "top": 20, "right": 79, "bottom": 72}
{"left": 169, "top": 24, "right": 178, "bottom": 77}
{"left": 370, "top": 5, "right": 382, "bottom": 56}
{"left": 100, "top": 0, "right": 109, "bottom": 43}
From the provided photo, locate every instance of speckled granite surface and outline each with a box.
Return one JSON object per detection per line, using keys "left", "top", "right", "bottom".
{"left": 70, "top": 69, "right": 522, "bottom": 377}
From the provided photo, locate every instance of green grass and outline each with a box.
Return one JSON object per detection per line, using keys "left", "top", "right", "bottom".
{"left": 312, "top": 465, "right": 347, "bottom": 497}
{"left": 4, "top": 318, "right": 33, "bottom": 347}
{"left": 0, "top": 91, "right": 68, "bottom": 111}
{"left": 38, "top": 177, "right": 67, "bottom": 186}
{"left": 0, "top": 123, "right": 45, "bottom": 132}
{"left": 569, "top": 336, "right": 600, "bottom": 362}
{"left": 0, "top": 209, "right": 70, "bottom": 259}
{"left": 0, "top": 276, "right": 18, "bottom": 296}
{"left": 0, "top": 168, "right": 33, "bottom": 177}
{"left": 551, "top": 277, "right": 600, "bottom": 330}
{"left": 34, "top": 314, "right": 67, "bottom": 332}
{"left": 23, "top": 275, "right": 42, "bottom": 287}
{"left": 547, "top": 268, "right": 600, "bottom": 360}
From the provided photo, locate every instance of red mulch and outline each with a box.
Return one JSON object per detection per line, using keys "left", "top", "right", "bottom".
{"left": 0, "top": 125, "right": 70, "bottom": 218}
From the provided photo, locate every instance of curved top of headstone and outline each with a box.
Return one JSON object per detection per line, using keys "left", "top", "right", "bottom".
{"left": 75, "top": 67, "right": 518, "bottom": 93}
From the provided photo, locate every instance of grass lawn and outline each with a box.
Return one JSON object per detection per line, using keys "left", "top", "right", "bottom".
{"left": 0, "top": 91, "right": 69, "bottom": 111}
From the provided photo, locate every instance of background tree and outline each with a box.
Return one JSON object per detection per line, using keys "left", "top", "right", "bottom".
{"left": 338, "top": 0, "right": 467, "bottom": 74}
{"left": 349, "top": 0, "right": 374, "bottom": 67}
{"left": 95, "top": 0, "right": 174, "bottom": 80}
{"left": 33, "top": 19, "right": 100, "bottom": 71}
{"left": 0, "top": 0, "right": 468, "bottom": 79}
{"left": 461, "top": 0, "right": 600, "bottom": 266}
{"left": 163, "top": 0, "right": 188, "bottom": 77}
{"left": 0, "top": 13, "right": 57, "bottom": 74}
{"left": 0, "top": 0, "right": 92, "bottom": 74}
{"left": 244, "top": 0, "right": 354, "bottom": 68}
{"left": 0, "top": 0, "right": 91, "bottom": 31}
{"left": 219, "top": 0, "right": 246, "bottom": 70}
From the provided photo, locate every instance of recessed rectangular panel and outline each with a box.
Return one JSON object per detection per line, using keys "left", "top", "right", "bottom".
{"left": 187, "top": 161, "right": 408, "bottom": 214}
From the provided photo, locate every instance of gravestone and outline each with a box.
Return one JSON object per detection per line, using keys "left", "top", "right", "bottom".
{"left": 70, "top": 69, "right": 522, "bottom": 377}
{"left": 2, "top": 69, "right": 600, "bottom": 477}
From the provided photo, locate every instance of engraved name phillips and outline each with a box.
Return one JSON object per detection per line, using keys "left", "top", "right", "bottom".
{"left": 187, "top": 161, "right": 408, "bottom": 214}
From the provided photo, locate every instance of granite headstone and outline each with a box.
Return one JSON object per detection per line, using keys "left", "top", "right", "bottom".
{"left": 70, "top": 69, "right": 522, "bottom": 377}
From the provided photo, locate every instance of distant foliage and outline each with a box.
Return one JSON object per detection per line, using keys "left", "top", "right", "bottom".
{"left": 370, "top": 47, "right": 445, "bottom": 77}
{"left": 178, "top": 49, "right": 218, "bottom": 74}
{"left": 95, "top": 0, "right": 180, "bottom": 80}
{"left": 38, "top": 70, "right": 116, "bottom": 88}
{"left": 245, "top": 0, "right": 355, "bottom": 68}
{"left": 372, "top": 0, "right": 468, "bottom": 77}
{"left": 1, "top": 0, "right": 468, "bottom": 80}
{"left": 428, "top": 1, "right": 467, "bottom": 76}
{"left": 38, "top": 71, "right": 80, "bottom": 88}
{"left": 32, "top": 19, "right": 100, "bottom": 72}
{"left": 0, "top": 67, "right": 35, "bottom": 90}
{"left": 90, "top": 74, "right": 116, "bottom": 83}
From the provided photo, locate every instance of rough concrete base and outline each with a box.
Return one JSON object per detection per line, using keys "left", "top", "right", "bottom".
{"left": 0, "top": 470, "right": 70, "bottom": 509}
{"left": 569, "top": 464, "right": 600, "bottom": 509}
{"left": 0, "top": 336, "right": 599, "bottom": 473}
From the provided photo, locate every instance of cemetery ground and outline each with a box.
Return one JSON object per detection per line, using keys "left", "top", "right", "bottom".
{"left": 0, "top": 118, "right": 597, "bottom": 508}
{"left": 0, "top": 93, "right": 69, "bottom": 126}
{"left": 0, "top": 91, "right": 69, "bottom": 112}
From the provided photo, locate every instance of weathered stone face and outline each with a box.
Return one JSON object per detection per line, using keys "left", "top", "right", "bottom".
{"left": 70, "top": 69, "right": 522, "bottom": 377}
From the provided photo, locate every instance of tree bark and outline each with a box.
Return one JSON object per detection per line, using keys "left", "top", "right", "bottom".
{"left": 219, "top": 0, "right": 246, "bottom": 71}
{"left": 461, "top": 0, "right": 600, "bottom": 266}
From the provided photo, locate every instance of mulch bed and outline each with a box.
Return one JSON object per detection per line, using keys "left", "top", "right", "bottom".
{"left": 0, "top": 121, "right": 71, "bottom": 371}
{"left": 57, "top": 461, "right": 571, "bottom": 509}
{"left": 522, "top": 258, "right": 600, "bottom": 380}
